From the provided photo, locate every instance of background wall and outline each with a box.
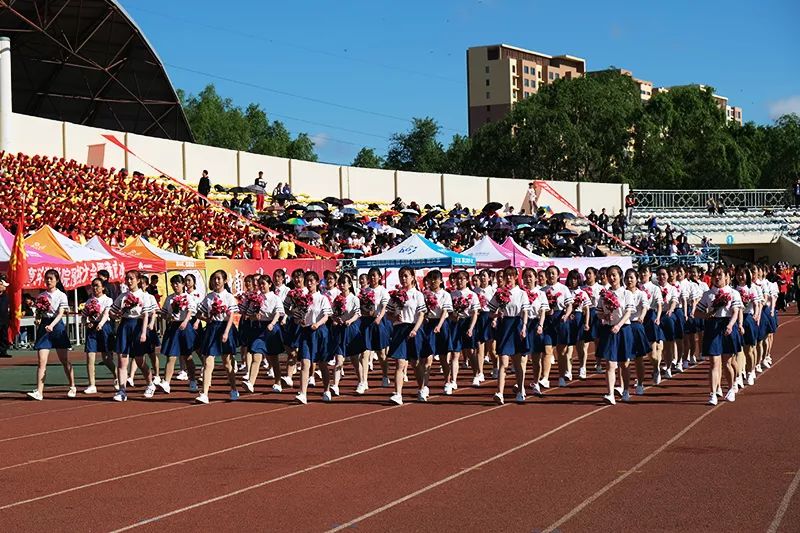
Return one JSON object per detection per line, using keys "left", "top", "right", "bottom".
{"left": 126, "top": 133, "right": 184, "bottom": 180}
{"left": 10, "top": 113, "right": 62, "bottom": 158}
{"left": 396, "top": 171, "right": 442, "bottom": 207}
{"left": 183, "top": 142, "right": 238, "bottom": 187}
{"left": 341, "top": 166, "right": 395, "bottom": 203}
{"left": 290, "top": 159, "right": 341, "bottom": 199}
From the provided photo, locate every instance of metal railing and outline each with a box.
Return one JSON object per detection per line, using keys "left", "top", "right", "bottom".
{"left": 633, "top": 247, "right": 720, "bottom": 267}
{"left": 632, "top": 189, "right": 789, "bottom": 210}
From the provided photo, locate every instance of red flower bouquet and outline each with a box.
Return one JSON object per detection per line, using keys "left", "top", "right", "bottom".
{"left": 600, "top": 289, "right": 620, "bottom": 312}
{"left": 524, "top": 288, "right": 539, "bottom": 306}
{"left": 711, "top": 290, "right": 732, "bottom": 310}
{"left": 247, "top": 292, "right": 265, "bottom": 315}
{"left": 545, "top": 288, "right": 561, "bottom": 309}
{"left": 171, "top": 294, "right": 189, "bottom": 314}
{"left": 572, "top": 291, "right": 586, "bottom": 308}
{"left": 82, "top": 298, "right": 102, "bottom": 321}
{"left": 423, "top": 289, "right": 439, "bottom": 310}
{"left": 495, "top": 287, "right": 511, "bottom": 308}
{"left": 35, "top": 294, "right": 52, "bottom": 316}
{"left": 660, "top": 286, "right": 669, "bottom": 300}
{"left": 737, "top": 288, "right": 753, "bottom": 306}
{"left": 358, "top": 287, "right": 376, "bottom": 313}
{"left": 452, "top": 294, "right": 473, "bottom": 315}
{"left": 332, "top": 293, "right": 348, "bottom": 316}
{"left": 478, "top": 293, "right": 488, "bottom": 309}
{"left": 123, "top": 292, "right": 140, "bottom": 311}
{"left": 638, "top": 284, "right": 651, "bottom": 299}
{"left": 288, "top": 289, "right": 313, "bottom": 314}
{"left": 389, "top": 285, "right": 409, "bottom": 307}
{"left": 210, "top": 296, "right": 227, "bottom": 317}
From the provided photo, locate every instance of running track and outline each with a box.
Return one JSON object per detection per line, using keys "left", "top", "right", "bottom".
{"left": 0, "top": 315, "right": 798, "bottom": 532}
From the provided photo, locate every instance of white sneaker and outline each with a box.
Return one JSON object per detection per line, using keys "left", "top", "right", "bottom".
{"left": 558, "top": 377, "right": 567, "bottom": 387}
{"left": 724, "top": 388, "right": 736, "bottom": 402}
{"left": 451, "top": 382, "right": 458, "bottom": 390}
{"left": 539, "top": 378, "right": 550, "bottom": 389}
{"left": 762, "top": 359, "right": 771, "bottom": 369}
{"left": 515, "top": 391, "right": 526, "bottom": 404}
{"left": 296, "top": 392, "right": 308, "bottom": 404}
{"left": 564, "top": 372, "right": 572, "bottom": 381}
{"left": 493, "top": 392, "right": 504, "bottom": 405}
{"left": 83, "top": 385, "right": 97, "bottom": 395}
{"left": 272, "top": 383, "right": 283, "bottom": 393}
{"left": 355, "top": 382, "right": 367, "bottom": 395}
{"left": 308, "top": 376, "right": 316, "bottom": 387}
{"left": 478, "top": 372, "right": 485, "bottom": 383}
{"left": 112, "top": 390, "right": 127, "bottom": 402}
{"left": 243, "top": 381, "right": 254, "bottom": 393}
{"left": 765, "top": 355, "right": 773, "bottom": 364}
{"left": 237, "top": 363, "right": 247, "bottom": 373}
{"left": 262, "top": 359, "right": 270, "bottom": 370}
{"left": 153, "top": 375, "right": 162, "bottom": 385}
{"left": 267, "top": 368, "right": 275, "bottom": 378}
{"left": 747, "top": 372, "right": 755, "bottom": 386}
{"left": 716, "top": 386, "right": 723, "bottom": 398}
{"left": 417, "top": 390, "right": 427, "bottom": 402}
{"left": 444, "top": 383, "right": 453, "bottom": 396}
{"left": 755, "top": 364, "right": 763, "bottom": 373}
{"left": 195, "top": 393, "right": 209, "bottom": 404}
{"left": 621, "top": 390, "right": 631, "bottom": 402}
{"left": 635, "top": 384, "right": 645, "bottom": 396}
{"left": 531, "top": 382, "right": 543, "bottom": 397}
{"left": 159, "top": 381, "right": 171, "bottom": 394}
{"left": 144, "top": 383, "right": 156, "bottom": 399}
{"left": 230, "top": 389, "right": 240, "bottom": 401}
{"left": 322, "top": 391, "right": 332, "bottom": 402}
{"left": 126, "top": 377, "right": 135, "bottom": 388}
{"left": 390, "top": 393, "right": 403, "bottom": 405}
{"left": 664, "top": 367, "right": 673, "bottom": 379}
{"left": 735, "top": 375, "right": 744, "bottom": 389}
{"left": 472, "top": 376, "right": 481, "bottom": 387}
{"left": 27, "top": 390, "right": 43, "bottom": 401}
{"left": 381, "top": 376, "right": 391, "bottom": 388}
{"left": 113, "top": 379, "right": 120, "bottom": 391}
{"left": 330, "top": 385, "right": 340, "bottom": 396}
{"left": 550, "top": 355, "right": 556, "bottom": 365}
{"left": 603, "top": 393, "right": 616, "bottom": 405}
{"left": 614, "top": 386, "right": 624, "bottom": 397}
{"left": 189, "top": 380, "right": 198, "bottom": 393}
{"left": 176, "top": 370, "right": 189, "bottom": 381}
{"left": 707, "top": 393, "right": 718, "bottom": 406}
{"left": 403, "top": 373, "right": 409, "bottom": 382}
{"left": 421, "top": 386, "right": 430, "bottom": 399}
{"left": 280, "top": 376, "right": 294, "bottom": 388}
{"left": 578, "top": 367, "right": 587, "bottom": 380}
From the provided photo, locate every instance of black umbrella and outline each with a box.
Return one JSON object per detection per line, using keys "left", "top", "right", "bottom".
{"left": 227, "top": 186, "right": 249, "bottom": 194}
{"left": 298, "top": 230, "right": 322, "bottom": 240}
{"left": 558, "top": 229, "right": 579, "bottom": 237}
{"left": 323, "top": 196, "right": 341, "bottom": 205}
{"left": 213, "top": 184, "right": 228, "bottom": 193}
{"left": 246, "top": 184, "right": 267, "bottom": 194}
{"left": 482, "top": 201, "right": 503, "bottom": 213}
{"left": 507, "top": 215, "right": 536, "bottom": 225}
{"left": 274, "top": 193, "right": 296, "bottom": 201}
{"left": 285, "top": 203, "right": 306, "bottom": 211}
{"left": 342, "top": 222, "right": 367, "bottom": 234}
{"left": 552, "top": 212, "right": 578, "bottom": 220}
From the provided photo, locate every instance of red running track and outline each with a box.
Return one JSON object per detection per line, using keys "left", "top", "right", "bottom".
{"left": 0, "top": 315, "right": 798, "bottom": 532}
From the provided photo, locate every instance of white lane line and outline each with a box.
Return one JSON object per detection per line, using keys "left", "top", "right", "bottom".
{"left": 108, "top": 405, "right": 506, "bottom": 532}
{"left": 0, "top": 404, "right": 300, "bottom": 472}
{"left": 0, "top": 402, "right": 107, "bottom": 421}
{"left": 544, "top": 338, "right": 800, "bottom": 533}
{"left": 768, "top": 468, "right": 800, "bottom": 533}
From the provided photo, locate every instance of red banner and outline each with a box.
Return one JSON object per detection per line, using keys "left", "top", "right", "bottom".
{"left": 7, "top": 214, "right": 28, "bottom": 343}
{"left": 25, "top": 259, "right": 126, "bottom": 290}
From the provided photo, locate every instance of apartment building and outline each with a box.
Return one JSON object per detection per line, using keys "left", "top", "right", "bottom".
{"left": 587, "top": 68, "right": 653, "bottom": 100}
{"left": 466, "top": 44, "right": 586, "bottom": 135}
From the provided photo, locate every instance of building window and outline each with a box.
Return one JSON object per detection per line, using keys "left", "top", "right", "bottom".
{"left": 549, "top": 72, "right": 554, "bottom": 80}
{"left": 531, "top": 80, "right": 536, "bottom": 88}
{"left": 486, "top": 105, "right": 491, "bottom": 112}
{"left": 487, "top": 47, "right": 499, "bottom": 60}
{"left": 538, "top": 70, "right": 542, "bottom": 79}
{"left": 486, "top": 92, "right": 490, "bottom": 99}
{"left": 524, "top": 79, "right": 529, "bottom": 87}
{"left": 554, "top": 73, "right": 560, "bottom": 80}
{"left": 485, "top": 66, "right": 490, "bottom": 73}
{"left": 524, "top": 66, "right": 529, "bottom": 74}
{"left": 486, "top": 79, "right": 490, "bottom": 86}
{"left": 512, "top": 65, "right": 516, "bottom": 73}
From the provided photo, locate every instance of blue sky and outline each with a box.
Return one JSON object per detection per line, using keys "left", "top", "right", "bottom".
{"left": 127, "top": 0, "right": 799, "bottom": 165}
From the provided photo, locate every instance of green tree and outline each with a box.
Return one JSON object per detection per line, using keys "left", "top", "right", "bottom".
{"left": 351, "top": 147, "right": 384, "bottom": 168}
{"left": 760, "top": 114, "right": 800, "bottom": 188}
{"left": 443, "top": 134, "right": 472, "bottom": 175}
{"left": 384, "top": 117, "right": 446, "bottom": 172}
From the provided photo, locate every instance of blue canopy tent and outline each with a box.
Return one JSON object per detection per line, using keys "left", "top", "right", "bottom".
{"left": 356, "top": 234, "right": 476, "bottom": 269}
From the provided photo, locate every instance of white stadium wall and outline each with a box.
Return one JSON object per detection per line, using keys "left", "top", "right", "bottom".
{"left": 290, "top": 159, "right": 341, "bottom": 199}
{"left": 126, "top": 133, "right": 184, "bottom": 181}
{"left": 8, "top": 112, "right": 631, "bottom": 217}
{"left": 238, "top": 152, "right": 289, "bottom": 189}
{"left": 341, "top": 166, "right": 396, "bottom": 203}
{"left": 442, "top": 173, "right": 489, "bottom": 209}
{"left": 183, "top": 142, "right": 238, "bottom": 187}
{"left": 10, "top": 113, "right": 62, "bottom": 159}
{"left": 396, "top": 171, "right": 442, "bottom": 207}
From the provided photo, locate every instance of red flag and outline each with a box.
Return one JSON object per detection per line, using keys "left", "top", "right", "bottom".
{"left": 7, "top": 212, "right": 28, "bottom": 343}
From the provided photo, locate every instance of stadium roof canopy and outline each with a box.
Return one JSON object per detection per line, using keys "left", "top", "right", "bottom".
{"left": 0, "top": 0, "right": 193, "bottom": 141}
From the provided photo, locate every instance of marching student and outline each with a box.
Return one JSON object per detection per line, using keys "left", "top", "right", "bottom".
{"left": 82, "top": 277, "right": 115, "bottom": 394}
{"left": 294, "top": 271, "right": 332, "bottom": 404}
{"left": 541, "top": 265, "right": 574, "bottom": 388}
{"left": 596, "top": 265, "right": 635, "bottom": 405}
{"left": 472, "top": 268, "right": 496, "bottom": 386}
{"left": 330, "top": 273, "right": 361, "bottom": 396}
{"left": 245, "top": 274, "right": 284, "bottom": 393}
{"left": 109, "top": 271, "right": 156, "bottom": 402}
{"left": 656, "top": 266, "right": 679, "bottom": 379}
{"left": 490, "top": 267, "right": 530, "bottom": 404}
{"left": 689, "top": 266, "right": 710, "bottom": 363}
{"left": 386, "top": 266, "right": 426, "bottom": 405}
{"left": 448, "top": 271, "right": 479, "bottom": 394}
{"left": 735, "top": 265, "right": 762, "bottom": 387}
{"left": 359, "top": 267, "right": 391, "bottom": 390}
{"left": 669, "top": 266, "right": 688, "bottom": 372}
{"left": 696, "top": 266, "right": 743, "bottom": 405}
{"left": 184, "top": 272, "right": 204, "bottom": 367}
{"left": 27, "top": 269, "right": 75, "bottom": 400}
{"left": 578, "top": 266, "right": 602, "bottom": 377}
{"left": 624, "top": 269, "right": 653, "bottom": 395}
{"left": 638, "top": 265, "right": 665, "bottom": 385}
{"left": 281, "top": 268, "right": 307, "bottom": 388}
{"left": 158, "top": 274, "right": 198, "bottom": 394}
{"left": 421, "top": 270, "right": 453, "bottom": 395}
{"left": 195, "top": 269, "right": 239, "bottom": 404}
{"left": 236, "top": 274, "right": 257, "bottom": 374}
{"left": 565, "top": 269, "right": 590, "bottom": 384}
{"left": 521, "top": 268, "right": 548, "bottom": 397}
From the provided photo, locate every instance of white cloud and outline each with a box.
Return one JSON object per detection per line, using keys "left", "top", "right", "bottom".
{"left": 768, "top": 95, "right": 800, "bottom": 119}
{"left": 309, "top": 132, "right": 330, "bottom": 148}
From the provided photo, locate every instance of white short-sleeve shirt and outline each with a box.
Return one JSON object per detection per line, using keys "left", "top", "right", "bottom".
{"left": 37, "top": 289, "right": 69, "bottom": 319}
{"left": 332, "top": 293, "right": 360, "bottom": 322}
{"left": 598, "top": 287, "right": 635, "bottom": 326}
{"left": 449, "top": 288, "right": 479, "bottom": 319}
{"left": 735, "top": 285, "right": 761, "bottom": 315}
{"left": 697, "top": 286, "right": 743, "bottom": 318}
{"left": 489, "top": 285, "right": 529, "bottom": 318}
{"left": 474, "top": 285, "right": 495, "bottom": 312}
{"left": 83, "top": 294, "right": 113, "bottom": 323}
{"left": 388, "top": 287, "right": 426, "bottom": 324}
{"left": 198, "top": 290, "right": 238, "bottom": 322}
{"left": 254, "top": 291, "right": 285, "bottom": 322}
{"left": 111, "top": 289, "right": 149, "bottom": 319}
{"left": 162, "top": 292, "right": 198, "bottom": 322}
{"left": 299, "top": 292, "right": 332, "bottom": 327}
{"left": 425, "top": 288, "right": 453, "bottom": 320}
{"left": 542, "top": 282, "right": 573, "bottom": 312}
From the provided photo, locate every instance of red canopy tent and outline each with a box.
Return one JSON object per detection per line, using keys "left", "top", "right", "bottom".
{"left": 85, "top": 236, "right": 166, "bottom": 272}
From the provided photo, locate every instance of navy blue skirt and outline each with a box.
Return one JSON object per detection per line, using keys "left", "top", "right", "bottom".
{"left": 474, "top": 311, "right": 493, "bottom": 343}
{"left": 389, "top": 322, "right": 424, "bottom": 360}
{"left": 250, "top": 321, "right": 284, "bottom": 356}
{"left": 526, "top": 318, "right": 545, "bottom": 354}
{"left": 360, "top": 316, "right": 391, "bottom": 351}
{"left": 161, "top": 322, "right": 198, "bottom": 357}
{"left": 115, "top": 318, "right": 145, "bottom": 356}
{"left": 238, "top": 319, "right": 259, "bottom": 348}
{"left": 567, "top": 311, "right": 584, "bottom": 346}
{"left": 672, "top": 308, "right": 686, "bottom": 339}
{"left": 199, "top": 321, "right": 238, "bottom": 356}
{"left": 450, "top": 317, "right": 476, "bottom": 352}
{"left": 741, "top": 313, "right": 759, "bottom": 346}
{"left": 329, "top": 321, "right": 362, "bottom": 357}
{"left": 422, "top": 318, "right": 452, "bottom": 356}
{"left": 543, "top": 311, "right": 570, "bottom": 346}
{"left": 145, "top": 327, "right": 160, "bottom": 353}
{"left": 193, "top": 324, "right": 205, "bottom": 353}
{"left": 34, "top": 320, "right": 71, "bottom": 350}
{"left": 766, "top": 309, "right": 777, "bottom": 334}
{"left": 283, "top": 319, "right": 302, "bottom": 349}
{"left": 629, "top": 322, "right": 652, "bottom": 358}
{"left": 643, "top": 309, "right": 666, "bottom": 343}
{"left": 581, "top": 308, "right": 599, "bottom": 342}
{"left": 597, "top": 324, "right": 635, "bottom": 362}
{"left": 85, "top": 322, "right": 113, "bottom": 353}
{"left": 702, "top": 318, "right": 742, "bottom": 356}
{"left": 495, "top": 316, "right": 527, "bottom": 356}
{"left": 297, "top": 325, "right": 329, "bottom": 362}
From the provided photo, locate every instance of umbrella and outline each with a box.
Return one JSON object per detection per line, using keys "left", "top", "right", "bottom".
{"left": 482, "top": 201, "right": 503, "bottom": 213}
{"left": 341, "top": 207, "right": 360, "bottom": 216}
{"left": 342, "top": 222, "right": 367, "bottom": 234}
{"left": 380, "top": 210, "right": 399, "bottom": 218}
{"left": 515, "top": 223, "right": 532, "bottom": 230}
{"left": 558, "top": 229, "right": 579, "bottom": 237}
{"left": 285, "top": 204, "right": 306, "bottom": 211}
{"left": 380, "top": 226, "right": 404, "bottom": 235}
{"left": 298, "top": 230, "right": 321, "bottom": 240}
{"left": 306, "top": 205, "right": 325, "bottom": 212}
{"left": 285, "top": 218, "right": 307, "bottom": 226}
{"left": 246, "top": 184, "right": 267, "bottom": 194}
{"left": 366, "top": 221, "right": 381, "bottom": 230}
{"left": 507, "top": 215, "right": 536, "bottom": 225}
{"left": 340, "top": 198, "right": 354, "bottom": 205}
{"left": 552, "top": 212, "right": 578, "bottom": 220}
{"left": 304, "top": 211, "right": 324, "bottom": 220}
{"left": 274, "top": 193, "right": 296, "bottom": 201}
{"left": 323, "top": 196, "right": 341, "bottom": 205}
{"left": 343, "top": 249, "right": 364, "bottom": 257}
{"left": 307, "top": 218, "right": 326, "bottom": 227}
{"left": 400, "top": 208, "right": 419, "bottom": 216}
{"left": 228, "top": 186, "right": 250, "bottom": 194}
